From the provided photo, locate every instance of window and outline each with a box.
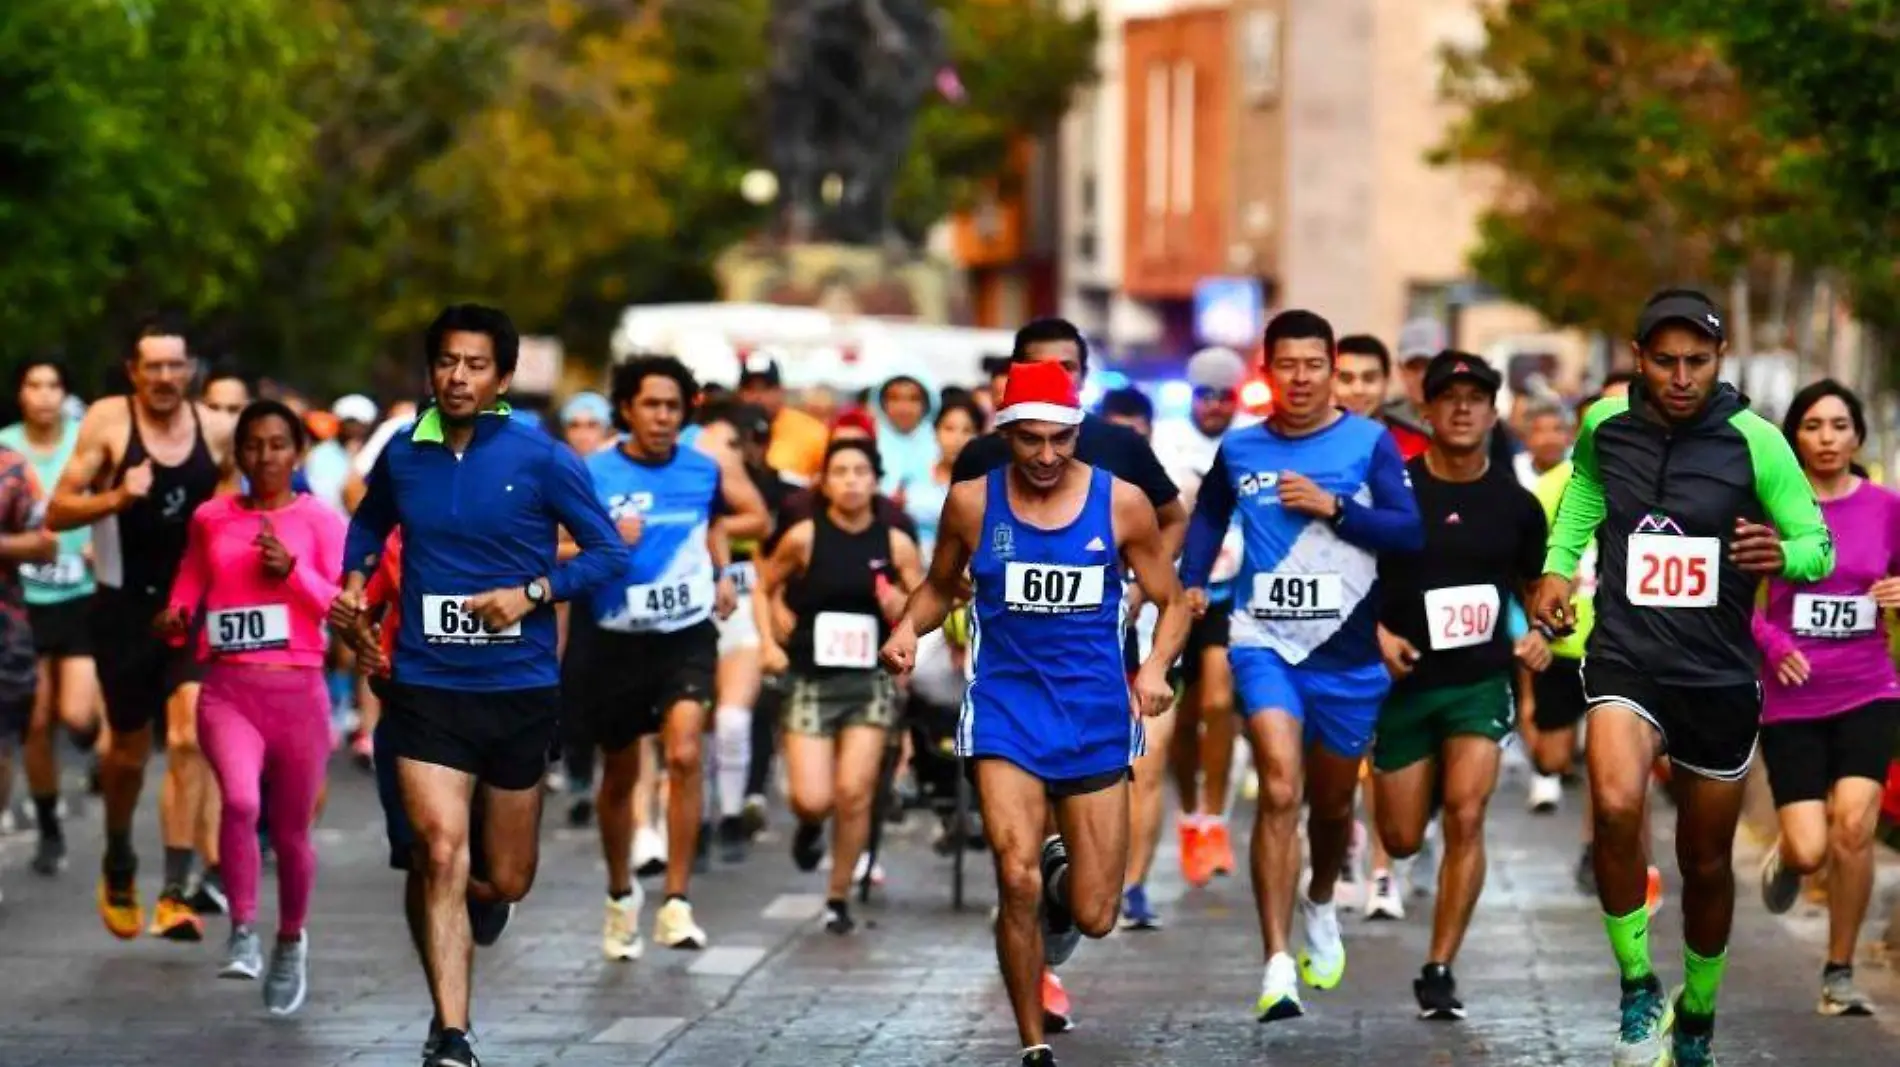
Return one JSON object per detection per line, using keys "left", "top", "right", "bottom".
{"left": 1170, "top": 62, "right": 1195, "bottom": 216}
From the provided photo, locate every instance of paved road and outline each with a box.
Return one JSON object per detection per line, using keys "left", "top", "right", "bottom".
{"left": 1, "top": 756, "right": 1896, "bottom": 1066}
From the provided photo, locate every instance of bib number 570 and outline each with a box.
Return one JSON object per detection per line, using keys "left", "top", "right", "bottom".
{"left": 1625, "top": 534, "right": 1719, "bottom": 609}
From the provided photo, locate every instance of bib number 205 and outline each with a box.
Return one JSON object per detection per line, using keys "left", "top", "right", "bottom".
{"left": 1625, "top": 534, "right": 1719, "bottom": 609}
{"left": 1003, "top": 563, "right": 1104, "bottom": 614}
{"left": 422, "top": 595, "right": 522, "bottom": 644}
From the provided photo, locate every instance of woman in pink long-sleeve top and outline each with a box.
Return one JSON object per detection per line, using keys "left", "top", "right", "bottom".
{"left": 160, "top": 399, "right": 344, "bottom": 1016}
{"left": 1751, "top": 379, "right": 1900, "bottom": 1018}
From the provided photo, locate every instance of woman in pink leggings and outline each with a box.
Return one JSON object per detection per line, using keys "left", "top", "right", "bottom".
{"left": 161, "top": 399, "right": 344, "bottom": 1016}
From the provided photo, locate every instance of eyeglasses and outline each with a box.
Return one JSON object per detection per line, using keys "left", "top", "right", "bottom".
{"left": 1192, "top": 387, "right": 1237, "bottom": 403}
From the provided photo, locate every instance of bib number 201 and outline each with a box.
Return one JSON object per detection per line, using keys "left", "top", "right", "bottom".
{"left": 1625, "top": 534, "right": 1719, "bottom": 609}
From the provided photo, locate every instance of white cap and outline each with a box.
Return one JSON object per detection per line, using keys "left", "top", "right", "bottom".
{"left": 1185, "top": 347, "right": 1248, "bottom": 391}
{"left": 331, "top": 393, "right": 378, "bottom": 425}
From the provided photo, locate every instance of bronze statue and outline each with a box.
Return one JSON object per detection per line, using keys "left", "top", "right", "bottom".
{"left": 767, "top": 0, "right": 949, "bottom": 246}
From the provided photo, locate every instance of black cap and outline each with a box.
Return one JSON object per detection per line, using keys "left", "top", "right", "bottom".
{"left": 1636, "top": 291, "right": 1725, "bottom": 344}
{"left": 1422, "top": 350, "right": 1503, "bottom": 401}
{"left": 737, "top": 352, "right": 782, "bottom": 389}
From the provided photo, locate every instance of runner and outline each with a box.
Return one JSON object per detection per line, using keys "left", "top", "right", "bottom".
{"left": 1752, "top": 379, "right": 1898, "bottom": 1017}
{"left": 579, "top": 355, "right": 765, "bottom": 962}
{"left": 1336, "top": 334, "right": 1429, "bottom": 459}
{"left": 1152, "top": 348, "right": 1247, "bottom": 892}
{"left": 329, "top": 303, "right": 628, "bottom": 1067}
{"left": 1531, "top": 288, "right": 1834, "bottom": 1067}
{"left": 1512, "top": 397, "right": 1575, "bottom": 816}
{"left": 755, "top": 438, "right": 923, "bottom": 933}
{"left": 0, "top": 441, "right": 55, "bottom": 906}
{"left": 1180, "top": 309, "right": 1423, "bottom": 1022}
{"left": 158, "top": 400, "right": 344, "bottom": 1014}
{"left": 1370, "top": 352, "right": 1549, "bottom": 1020}
{"left": 46, "top": 315, "right": 235, "bottom": 942}
{"left": 1527, "top": 373, "right": 1639, "bottom": 898}
{"left": 880, "top": 359, "right": 1190, "bottom": 1067}
{"left": 0, "top": 358, "right": 99, "bottom": 877}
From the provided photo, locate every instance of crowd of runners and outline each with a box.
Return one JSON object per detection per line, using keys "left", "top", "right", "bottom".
{"left": 0, "top": 287, "right": 1893, "bottom": 1067}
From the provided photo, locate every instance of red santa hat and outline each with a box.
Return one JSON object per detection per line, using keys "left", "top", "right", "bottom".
{"left": 993, "top": 361, "right": 1083, "bottom": 427}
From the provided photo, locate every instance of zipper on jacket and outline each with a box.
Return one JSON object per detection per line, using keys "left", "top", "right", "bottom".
{"left": 1652, "top": 430, "right": 1674, "bottom": 505}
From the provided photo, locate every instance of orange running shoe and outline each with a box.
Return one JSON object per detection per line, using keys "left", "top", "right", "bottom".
{"left": 150, "top": 890, "right": 205, "bottom": 942}
{"left": 1040, "top": 968, "right": 1074, "bottom": 1033}
{"left": 1645, "top": 865, "right": 1664, "bottom": 918}
{"left": 97, "top": 876, "right": 143, "bottom": 941}
{"left": 1206, "top": 819, "right": 1237, "bottom": 877}
{"left": 1179, "top": 819, "right": 1215, "bottom": 888}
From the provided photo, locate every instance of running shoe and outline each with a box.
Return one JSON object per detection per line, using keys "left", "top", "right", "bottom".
{"left": 1669, "top": 1006, "right": 1717, "bottom": 1067}
{"left": 1040, "top": 836, "right": 1081, "bottom": 967}
{"left": 716, "top": 815, "right": 750, "bottom": 864}
{"left": 1256, "top": 952, "right": 1304, "bottom": 1022}
{"left": 1527, "top": 774, "right": 1562, "bottom": 814}
{"left": 350, "top": 729, "right": 374, "bottom": 770}
{"left": 1645, "top": 865, "right": 1664, "bottom": 918}
{"left": 1611, "top": 975, "right": 1670, "bottom": 1067}
{"left": 1365, "top": 870, "right": 1405, "bottom": 921}
{"left": 467, "top": 899, "right": 513, "bottom": 947}
{"left": 1119, "top": 884, "right": 1161, "bottom": 931}
{"left": 565, "top": 797, "right": 594, "bottom": 829}
{"left": 1206, "top": 818, "right": 1236, "bottom": 877}
{"left": 1575, "top": 843, "right": 1597, "bottom": 896}
{"left": 263, "top": 931, "right": 310, "bottom": 1016}
{"left": 1414, "top": 963, "right": 1465, "bottom": 1021}
{"left": 150, "top": 888, "right": 204, "bottom": 942}
{"left": 602, "top": 888, "right": 645, "bottom": 961}
{"left": 1021, "top": 1046, "right": 1058, "bottom": 1066}
{"left": 791, "top": 821, "right": 825, "bottom": 872}
{"left": 1297, "top": 896, "right": 1345, "bottom": 990}
{"left": 187, "top": 868, "right": 228, "bottom": 916}
{"left": 221, "top": 925, "right": 264, "bottom": 980}
{"left": 653, "top": 897, "right": 707, "bottom": 950}
{"left": 633, "top": 826, "right": 667, "bottom": 878}
{"left": 1818, "top": 967, "right": 1874, "bottom": 1016}
{"left": 824, "top": 898, "right": 856, "bottom": 935}
{"left": 97, "top": 872, "right": 143, "bottom": 940}
{"left": 850, "top": 851, "right": 887, "bottom": 887}
{"left": 1178, "top": 819, "right": 1214, "bottom": 888}
{"left": 1041, "top": 969, "right": 1074, "bottom": 1033}
{"left": 30, "top": 835, "right": 66, "bottom": 877}
{"left": 428, "top": 1029, "right": 480, "bottom": 1067}
{"left": 741, "top": 793, "right": 769, "bottom": 838}
{"left": 1759, "top": 845, "right": 1801, "bottom": 916}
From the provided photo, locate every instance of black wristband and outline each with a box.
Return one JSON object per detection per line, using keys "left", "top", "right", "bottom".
{"left": 1327, "top": 496, "right": 1348, "bottom": 528}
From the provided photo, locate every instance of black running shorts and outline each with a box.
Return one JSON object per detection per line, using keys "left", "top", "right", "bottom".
{"left": 578, "top": 621, "right": 717, "bottom": 753}
{"left": 1760, "top": 699, "right": 1900, "bottom": 807}
{"left": 376, "top": 681, "right": 561, "bottom": 793}
{"left": 1582, "top": 658, "right": 1761, "bottom": 781}
{"left": 1531, "top": 656, "right": 1588, "bottom": 732}
{"left": 90, "top": 587, "right": 200, "bottom": 734}
{"left": 28, "top": 597, "right": 93, "bottom": 659}
{"left": 1179, "top": 602, "right": 1233, "bottom": 686}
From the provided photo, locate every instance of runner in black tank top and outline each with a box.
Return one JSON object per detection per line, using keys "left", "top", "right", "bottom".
{"left": 754, "top": 439, "right": 924, "bottom": 933}
{"left": 97, "top": 396, "right": 222, "bottom": 598}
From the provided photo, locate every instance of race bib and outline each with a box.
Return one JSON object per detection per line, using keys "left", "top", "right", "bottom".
{"left": 1250, "top": 572, "right": 1343, "bottom": 621}
{"left": 421, "top": 595, "right": 522, "bottom": 644}
{"left": 21, "top": 554, "right": 85, "bottom": 588}
{"left": 1004, "top": 562, "right": 1105, "bottom": 614}
{"left": 1793, "top": 593, "right": 1876, "bottom": 639}
{"left": 726, "top": 561, "right": 756, "bottom": 595}
{"left": 1423, "top": 584, "right": 1501, "bottom": 652}
{"left": 813, "top": 611, "right": 878, "bottom": 669}
{"left": 625, "top": 573, "right": 715, "bottom": 630}
{"left": 1625, "top": 534, "right": 1719, "bottom": 609}
{"left": 206, "top": 605, "right": 291, "bottom": 654}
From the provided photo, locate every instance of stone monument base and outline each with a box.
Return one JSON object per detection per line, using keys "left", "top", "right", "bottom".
{"left": 712, "top": 240, "right": 968, "bottom": 325}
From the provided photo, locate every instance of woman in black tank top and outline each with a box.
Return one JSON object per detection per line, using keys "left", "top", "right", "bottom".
{"left": 754, "top": 439, "right": 924, "bottom": 933}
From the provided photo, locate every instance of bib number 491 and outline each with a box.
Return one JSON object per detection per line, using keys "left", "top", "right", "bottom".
{"left": 1625, "top": 534, "right": 1719, "bottom": 609}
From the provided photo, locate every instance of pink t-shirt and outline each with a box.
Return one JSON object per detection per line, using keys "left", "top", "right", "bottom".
{"left": 169, "top": 494, "right": 346, "bottom": 668}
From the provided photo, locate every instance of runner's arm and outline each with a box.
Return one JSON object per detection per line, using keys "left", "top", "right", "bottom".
{"left": 753, "top": 519, "right": 811, "bottom": 655}
{"left": 900, "top": 479, "right": 979, "bottom": 638}
{"left": 1544, "top": 409, "right": 1611, "bottom": 578}
{"left": 46, "top": 404, "right": 131, "bottom": 531}
{"left": 1333, "top": 432, "right": 1423, "bottom": 553}
{"left": 542, "top": 444, "right": 630, "bottom": 602}
{"left": 1751, "top": 601, "right": 1798, "bottom": 667}
{"left": 713, "top": 450, "right": 770, "bottom": 541}
{"left": 707, "top": 517, "right": 732, "bottom": 572}
{"left": 1743, "top": 418, "right": 1834, "bottom": 582}
{"left": 283, "top": 507, "right": 347, "bottom": 619}
{"left": 165, "top": 507, "right": 213, "bottom": 620}
{"left": 204, "top": 405, "right": 242, "bottom": 496}
{"left": 1179, "top": 448, "right": 1236, "bottom": 589}
{"left": 891, "top": 527, "right": 926, "bottom": 594}
{"left": 1121, "top": 481, "right": 1191, "bottom": 678}
{"left": 0, "top": 460, "right": 54, "bottom": 562}
{"left": 1515, "top": 487, "right": 1551, "bottom": 604}
{"left": 341, "top": 449, "right": 398, "bottom": 588}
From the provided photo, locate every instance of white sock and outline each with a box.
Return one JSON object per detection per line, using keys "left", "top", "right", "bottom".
{"left": 714, "top": 705, "right": 752, "bottom": 819}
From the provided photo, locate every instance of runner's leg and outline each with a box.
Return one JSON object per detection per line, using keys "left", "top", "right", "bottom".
{"left": 1428, "top": 736, "right": 1500, "bottom": 965}
{"left": 24, "top": 659, "right": 61, "bottom": 851}
{"left": 1587, "top": 705, "right": 1663, "bottom": 973}
{"left": 975, "top": 758, "right": 1052, "bottom": 1049}
{"left": 660, "top": 698, "right": 707, "bottom": 898}
{"left": 824, "top": 725, "right": 885, "bottom": 903}
{"left": 1243, "top": 709, "right": 1303, "bottom": 958}
{"left": 196, "top": 679, "right": 264, "bottom": 932}
{"left": 1673, "top": 772, "right": 1746, "bottom": 1016}
{"left": 398, "top": 759, "right": 478, "bottom": 1033}
{"left": 1124, "top": 706, "right": 1173, "bottom": 891}
{"left": 1821, "top": 778, "right": 1883, "bottom": 968}
{"left": 1051, "top": 776, "right": 1131, "bottom": 939}
{"left": 597, "top": 743, "right": 644, "bottom": 896}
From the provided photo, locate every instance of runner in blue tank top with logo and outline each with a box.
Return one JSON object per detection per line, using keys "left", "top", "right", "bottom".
{"left": 881, "top": 361, "right": 1190, "bottom": 1067}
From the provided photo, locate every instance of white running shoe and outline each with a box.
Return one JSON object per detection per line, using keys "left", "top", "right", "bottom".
{"left": 1296, "top": 896, "right": 1346, "bottom": 989}
{"left": 633, "top": 826, "right": 667, "bottom": 878}
{"left": 1256, "top": 951, "right": 1304, "bottom": 1022}
{"left": 602, "top": 885, "right": 645, "bottom": 961}
{"left": 653, "top": 897, "right": 707, "bottom": 950}
{"left": 1527, "top": 774, "right": 1562, "bottom": 814}
{"left": 852, "top": 852, "right": 887, "bottom": 887}
{"left": 1364, "top": 869, "right": 1405, "bottom": 921}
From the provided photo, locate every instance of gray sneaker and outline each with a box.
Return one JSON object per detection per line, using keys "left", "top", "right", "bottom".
{"left": 1819, "top": 968, "right": 1874, "bottom": 1017}
{"left": 1612, "top": 976, "right": 1672, "bottom": 1067}
{"left": 1759, "top": 845, "right": 1802, "bottom": 915}
{"left": 220, "top": 925, "right": 263, "bottom": 980}
{"left": 263, "top": 931, "right": 309, "bottom": 1016}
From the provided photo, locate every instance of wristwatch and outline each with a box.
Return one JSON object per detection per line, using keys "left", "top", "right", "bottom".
{"left": 1327, "top": 496, "right": 1348, "bottom": 528}
{"left": 524, "top": 578, "right": 550, "bottom": 605}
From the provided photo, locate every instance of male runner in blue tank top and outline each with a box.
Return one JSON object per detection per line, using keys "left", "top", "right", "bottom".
{"left": 1181, "top": 309, "right": 1424, "bottom": 1022}
{"left": 882, "top": 360, "right": 1191, "bottom": 1067}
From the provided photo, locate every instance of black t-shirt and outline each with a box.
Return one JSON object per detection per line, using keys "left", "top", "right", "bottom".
{"left": 1379, "top": 456, "right": 1546, "bottom": 693}
{"left": 951, "top": 413, "right": 1180, "bottom": 508}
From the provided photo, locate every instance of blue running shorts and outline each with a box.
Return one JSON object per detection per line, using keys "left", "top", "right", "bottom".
{"left": 1230, "top": 646, "right": 1390, "bottom": 759}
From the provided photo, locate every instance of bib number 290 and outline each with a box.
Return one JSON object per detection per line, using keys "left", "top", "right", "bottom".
{"left": 422, "top": 595, "right": 522, "bottom": 644}
{"left": 1625, "top": 534, "right": 1719, "bottom": 609}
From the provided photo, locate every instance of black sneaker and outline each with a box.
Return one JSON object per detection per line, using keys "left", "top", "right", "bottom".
{"left": 467, "top": 898, "right": 513, "bottom": 947}
{"left": 188, "top": 868, "right": 228, "bottom": 915}
{"left": 1021, "top": 1046, "right": 1058, "bottom": 1066}
{"left": 428, "top": 1028, "right": 479, "bottom": 1067}
{"left": 716, "top": 815, "right": 750, "bottom": 864}
{"left": 1039, "top": 836, "right": 1080, "bottom": 967}
{"left": 566, "top": 798, "right": 594, "bottom": 829}
{"left": 30, "top": 835, "right": 67, "bottom": 876}
{"left": 1414, "top": 963, "right": 1465, "bottom": 1021}
{"left": 824, "top": 898, "right": 856, "bottom": 935}
{"left": 792, "top": 821, "right": 825, "bottom": 872}
{"left": 740, "top": 794, "right": 768, "bottom": 838}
